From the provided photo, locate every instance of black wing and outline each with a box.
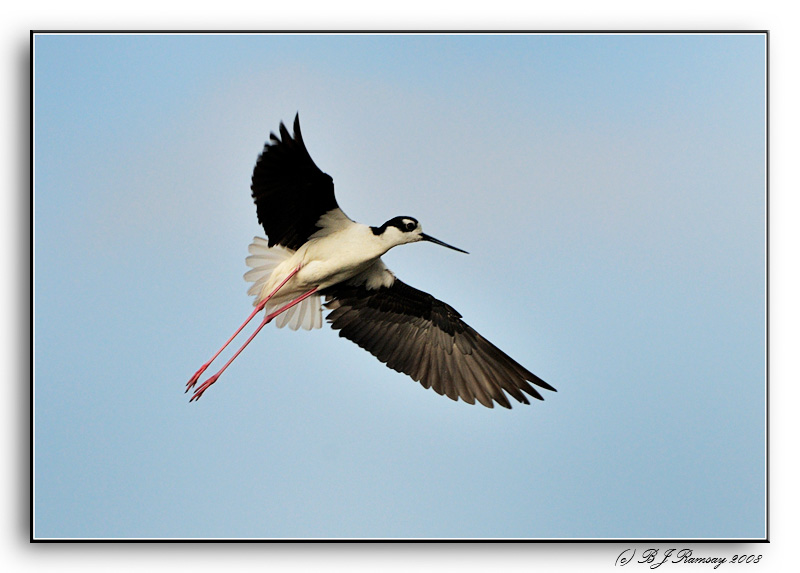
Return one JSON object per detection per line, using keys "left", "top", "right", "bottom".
{"left": 250, "top": 114, "right": 341, "bottom": 250}
{"left": 323, "top": 279, "right": 556, "bottom": 409}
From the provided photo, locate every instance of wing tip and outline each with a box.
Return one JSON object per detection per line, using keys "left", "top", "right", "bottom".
{"left": 266, "top": 113, "right": 301, "bottom": 149}
{"left": 293, "top": 112, "right": 301, "bottom": 139}
{"left": 530, "top": 375, "right": 557, "bottom": 394}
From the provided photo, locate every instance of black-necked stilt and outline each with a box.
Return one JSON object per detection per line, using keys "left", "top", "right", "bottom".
{"left": 186, "top": 114, "right": 555, "bottom": 408}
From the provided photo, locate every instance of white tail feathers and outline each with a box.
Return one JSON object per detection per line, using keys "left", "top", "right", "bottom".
{"left": 244, "top": 237, "right": 290, "bottom": 297}
{"left": 243, "top": 237, "right": 323, "bottom": 330}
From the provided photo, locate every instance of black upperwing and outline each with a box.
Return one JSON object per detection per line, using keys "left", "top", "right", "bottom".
{"left": 323, "top": 279, "right": 556, "bottom": 409}
{"left": 250, "top": 114, "right": 342, "bottom": 250}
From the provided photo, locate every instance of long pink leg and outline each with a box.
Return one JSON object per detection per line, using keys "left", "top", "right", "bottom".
{"left": 189, "top": 286, "right": 319, "bottom": 402}
{"left": 186, "top": 265, "right": 302, "bottom": 393}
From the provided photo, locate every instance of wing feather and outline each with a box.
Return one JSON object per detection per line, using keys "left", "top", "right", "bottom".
{"left": 324, "top": 279, "right": 555, "bottom": 409}
{"left": 251, "top": 114, "right": 349, "bottom": 250}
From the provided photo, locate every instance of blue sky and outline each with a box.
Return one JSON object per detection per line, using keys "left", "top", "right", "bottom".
{"left": 33, "top": 33, "right": 766, "bottom": 539}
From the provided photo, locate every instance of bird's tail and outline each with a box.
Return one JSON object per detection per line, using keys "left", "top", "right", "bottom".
{"left": 243, "top": 237, "right": 323, "bottom": 330}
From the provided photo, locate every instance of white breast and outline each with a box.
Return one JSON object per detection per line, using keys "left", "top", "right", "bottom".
{"left": 297, "top": 223, "right": 388, "bottom": 290}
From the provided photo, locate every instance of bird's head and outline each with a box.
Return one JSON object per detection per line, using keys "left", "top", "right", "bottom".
{"left": 372, "top": 216, "right": 468, "bottom": 253}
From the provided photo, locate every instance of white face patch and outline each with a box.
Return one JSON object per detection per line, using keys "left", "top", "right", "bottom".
{"left": 401, "top": 218, "right": 418, "bottom": 232}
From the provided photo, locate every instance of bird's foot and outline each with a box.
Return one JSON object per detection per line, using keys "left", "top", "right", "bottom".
{"left": 186, "top": 364, "right": 209, "bottom": 393}
{"left": 189, "top": 373, "right": 220, "bottom": 402}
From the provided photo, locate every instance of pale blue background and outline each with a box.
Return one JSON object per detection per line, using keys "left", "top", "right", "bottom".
{"left": 33, "top": 33, "right": 766, "bottom": 539}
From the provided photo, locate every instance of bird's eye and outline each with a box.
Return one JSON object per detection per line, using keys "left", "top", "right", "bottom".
{"left": 405, "top": 222, "right": 416, "bottom": 231}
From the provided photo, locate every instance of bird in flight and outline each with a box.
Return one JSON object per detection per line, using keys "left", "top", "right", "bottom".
{"left": 186, "top": 114, "right": 555, "bottom": 408}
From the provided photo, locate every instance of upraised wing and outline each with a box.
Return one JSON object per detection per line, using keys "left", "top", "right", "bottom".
{"left": 250, "top": 114, "right": 347, "bottom": 250}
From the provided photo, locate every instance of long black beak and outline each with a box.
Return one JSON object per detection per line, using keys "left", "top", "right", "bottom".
{"left": 420, "top": 233, "right": 469, "bottom": 254}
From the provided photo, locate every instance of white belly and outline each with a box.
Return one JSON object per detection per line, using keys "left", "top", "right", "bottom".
{"left": 260, "top": 224, "right": 386, "bottom": 300}
{"left": 243, "top": 223, "right": 395, "bottom": 331}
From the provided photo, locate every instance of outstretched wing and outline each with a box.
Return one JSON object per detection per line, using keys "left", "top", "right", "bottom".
{"left": 323, "top": 278, "right": 556, "bottom": 409}
{"left": 250, "top": 114, "right": 348, "bottom": 250}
